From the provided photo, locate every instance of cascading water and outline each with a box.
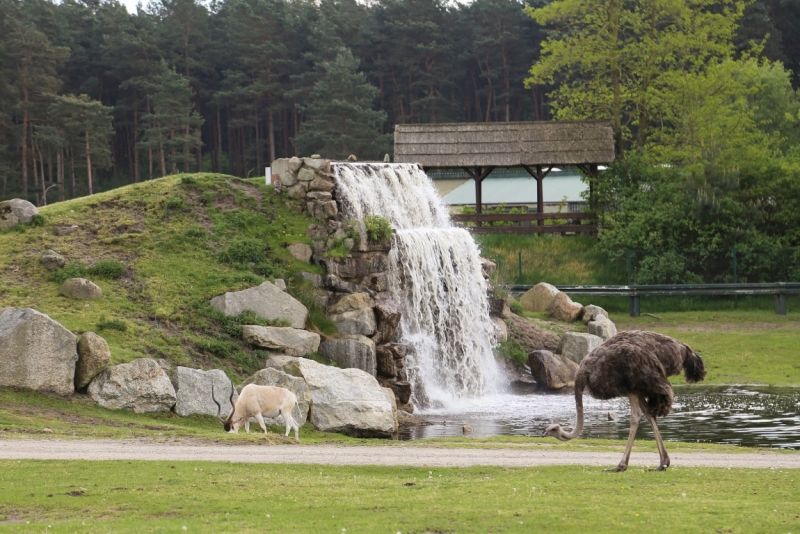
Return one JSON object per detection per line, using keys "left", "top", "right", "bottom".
{"left": 331, "top": 162, "right": 501, "bottom": 408}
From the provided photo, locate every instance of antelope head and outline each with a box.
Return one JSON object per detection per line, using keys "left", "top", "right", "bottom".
{"left": 211, "top": 380, "right": 236, "bottom": 432}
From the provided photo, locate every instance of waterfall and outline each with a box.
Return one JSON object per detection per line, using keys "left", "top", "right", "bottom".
{"left": 331, "top": 163, "right": 501, "bottom": 408}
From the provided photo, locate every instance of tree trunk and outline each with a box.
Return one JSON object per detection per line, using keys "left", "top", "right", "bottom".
{"left": 38, "top": 143, "right": 46, "bottom": 206}
{"left": 70, "top": 149, "right": 76, "bottom": 198}
{"left": 133, "top": 102, "right": 141, "bottom": 182}
{"left": 216, "top": 104, "right": 223, "bottom": 173}
{"left": 57, "top": 150, "right": 64, "bottom": 202}
{"left": 183, "top": 124, "right": 190, "bottom": 173}
{"left": 85, "top": 127, "right": 94, "bottom": 195}
{"left": 22, "top": 96, "right": 29, "bottom": 198}
{"left": 268, "top": 108, "right": 275, "bottom": 164}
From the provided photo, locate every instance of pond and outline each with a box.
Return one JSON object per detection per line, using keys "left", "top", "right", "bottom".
{"left": 401, "top": 385, "right": 800, "bottom": 449}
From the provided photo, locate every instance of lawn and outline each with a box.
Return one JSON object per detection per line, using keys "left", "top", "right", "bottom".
{"left": 0, "top": 460, "right": 797, "bottom": 533}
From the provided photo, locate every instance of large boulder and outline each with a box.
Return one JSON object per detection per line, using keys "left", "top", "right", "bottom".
{"left": 373, "top": 297, "right": 401, "bottom": 344}
{"left": 375, "top": 344, "right": 409, "bottom": 379}
{"left": 548, "top": 292, "right": 584, "bottom": 322}
{"left": 319, "top": 335, "right": 376, "bottom": 376}
{"left": 0, "top": 199, "right": 38, "bottom": 229}
{"left": 40, "top": 249, "right": 66, "bottom": 271}
{"left": 378, "top": 378, "right": 412, "bottom": 405}
{"left": 275, "top": 356, "right": 396, "bottom": 437}
{"left": 88, "top": 358, "right": 176, "bottom": 412}
{"left": 59, "top": 278, "right": 103, "bottom": 300}
{"left": 0, "top": 308, "right": 78, "bottom": 395}
{"left": 588, "top": 315, "right": 617, "bottom": 341}
{"left": 238, "top": 367, "right": 310, "bottom": 426}
{"left": 172, "top": 367, "right": 237, "bottom": 417}
{"left": 480, "top": 257, "right": 497, "bottom": 279}
{"left": 242, "top": 325, "right": 320, "bottom": 356}
{"left": 286, "top": 243, "right": 313, "bottom": 263}
{"left": 528, "top": 350, "right": 579, "bottom": 390}
{"left": 559, "top": 332, "right": 604, "bottom": 364}
{"left": 210, "top": 281, "right": 308, "bottom": 329}
{"left": 519, "top": 282, "right": 559, "bottom": 312}
{"left": 581, "top": 305, "right": 608, "bottom": 325}
{"left": 330, "top": 308, "right": 376, "bottom": 336}
{"left": 75, "top": 332, "right": 111, "bottom": 390}
{"left": 327, "top": 292, "right": 372, "bottom": 314}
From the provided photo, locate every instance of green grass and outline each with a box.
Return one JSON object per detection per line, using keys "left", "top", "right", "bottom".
{"left": 0, "top": 173, "right": 327, "bottom": 381}
{"left": 0, "top": 460, "right": 798, "bottom": 532}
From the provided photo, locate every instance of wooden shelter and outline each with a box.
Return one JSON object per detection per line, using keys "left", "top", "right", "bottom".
{"left": 394, "top": 121, "right": 615, "bottom": 233}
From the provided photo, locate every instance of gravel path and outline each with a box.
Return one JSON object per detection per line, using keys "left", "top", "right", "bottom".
{"left": 1, "top": 440, "right": 798, "bottom": 469}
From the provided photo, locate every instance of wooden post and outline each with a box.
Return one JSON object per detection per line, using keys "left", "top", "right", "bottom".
{"left": 475, "top": 166, "right": 482, "bottom": 228}
{"left": 522, "top": 165, "right": 553, "bottom": 229}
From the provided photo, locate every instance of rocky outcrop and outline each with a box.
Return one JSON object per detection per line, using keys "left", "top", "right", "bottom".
{"left": 330, "top": 308, "right": 376, "bottom": 336}
{"left": 75, "top": 332, "right": 111, "bottom": 390}
{"left": 588, "top": 315, "right": 617, "bottom": 341}
{"left": 40, "top": 250, "right": 66, "bottom": 271}
{"left": 286, "top": 243, "right": 313, "bottom": 263}
{"left": 0, "top": 199, "right": 38, "bottom": 229}
{"left": 491, "top": 317, "right": 508, "bottom": 343}
{"left": 59, "top": 278, "right": 103, "bottom": 300}
{"left": 88, "top": 358, "right": 176, "bottom": 412}
{"left": 375, "top": 343, "right": 409, "bottom": 380}
{"left": 519, "top": 282, "right": 559, "bottom": 312}
{"left": 581, "top": 305, "right": 608, "bottom": 324}
{"left": 559, "top": 332, "right": 604, "bottom": 364}
{"left": 504, "top": 313, "right": 560, "bottom": 354}
{"left": 238, "top": 367, "right": 310, "bottom": 426}
{"left": 528, "top": 350, "right": 579, "bottom": 390}
{"left": 242, "top": 325, "right": 320, "bottom": 356}
{"left": 547, "top": 291, "right": 583, "bottom": 322}
{"left": 373, "top": 297, "right": 401, "bottom": 344}
{"left": 267, "top": 356, "right": 396, "bottom": 437}
{"left": 319, "top": 335, "right": 376, "bottom": 376}
{"left": 0, "top": 308, "right": 78, "bottom": 395}
{"left": 210, "top": 281, "right": 308, "bottom": 328}
{"left": 172, "top": 367, "right": 237, "bottom": 417}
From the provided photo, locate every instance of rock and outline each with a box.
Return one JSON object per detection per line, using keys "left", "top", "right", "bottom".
{"left": 242, "top": 325, "right": 320, "bottom": 356}
{"left": 505, "top": 314, "right": 560, "bottom": 353}
{"left": 288, "top": 156, "right": 302, "bottom": 173}
{"left": 330, "top": 308, "right": 376, "bottom": 336}
{"left": 362, "top": 272, "right": 389, "bottom": 292}
{"left": 378, "top": 378, "right": 412, "bottom": 405}
{"left": 0, "top": 199, "right": 38, "bottom": 229}
{"left": 323, "top": 253, "right": 389, "bottom": 280}
{"left": 510, "top": 372, "right": 540, "bottom": 394}
{"left": 286, "top": 182, "right": 308, "bottom": 199}
{"left": 304, "top": 157, "right": 325, "bottom": 169}
{"left": 308, "top": 175, "right": 335, "bottom": 192}
{"left": 491, "top": 317, "right": 508, "bottom": 342}
{"left": 307, "top": 200, "right": 338, "bottom": 219}
{"left": 88, "top": 358, "right": 176, "bottom": 413}
{"left": 210, "top": 281, "right": 308, "bottom": 329}
{"left": 373, "top": 297, "right": 401, "bottom": 343}
{"left": 299, "top": 271, "right": 324, "bottom": 288}
{"left": 547, "top": 291, "right": 584, "bottom": 322}
{"left": 528, "top": 350, "right": 579, "bottom": 390}
{"left": 324, "top": 275, "right": 375, "bottom": 295}
{"left": 463, "top": 425, "right": 472, "bottom": 433}
{"left": 488, "top": 297, "right": 511, "bottom": 318}
{"left": 0, "top": 308, "right": 78, "bottom": 395}
{"left": 327, "top": 292, "right": 373, "bottom": 314}
{"left": 59, "top": 278, "right": 102, "bottom": 300}
{"left": 397, "top": 410, "right": 421, "bottom": 425}
{"left": 53, "top": 225, "right": 78, "bottom": 236}
{"left": 238, "top": 367, "right": 311, "bottom": 426}
{"left": 480, "top": 258, "right": 496, "bottom": 279}
{"left": 297, "top": 168, "right": 316, "bottom": 182}
{"left": 582, "top": 305, "right": 608, "bottom": 324}
{"left": 319, "top": 335, "right": 377, "bottom": 376}
{"left": 559, "top": 332, "right": 604, "bottom": 364}
{"left": 274, "top": 278, "right": 287, "bottom": 291}
{"left": 588, "top": 315, "right": 617, "bottom": 341}
{"left": 75, "top": 332, "right": 111, "bottom": 390}
{"left": 287, "top": 243, "right": 313, "bottom": 263}
{"left": 172, "top": 367, "right": 238, "bottom": 417}
{"left": 375, "top": 346, "right": 397, "bottom": 377}
{"left": 306, "top": 191, "right": 332, "bottom": 201}
{"left": 519, "top": 282, "right": 559, "bottom": 312}
{"left": 40, "top": 249, "right": 66, "bottom": 271}
{"left": 264, "top": 354, "right": 298, "bottom": 372}
{"left": 278, "top": 356, "right": 396, "bottom": 437}
{"left": 272, "top": 159, "right": 297, "bottom": 187}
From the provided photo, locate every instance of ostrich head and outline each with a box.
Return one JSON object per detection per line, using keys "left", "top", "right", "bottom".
{"left": 542, "top": 423, "right": 572, "bottom": 441}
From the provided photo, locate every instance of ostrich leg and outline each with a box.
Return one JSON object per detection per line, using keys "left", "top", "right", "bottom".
{"left": 608, "top": 396, "right": 643, "bottom": 472}
{"left": 646, "top": 414, "right": 670, "bottom": 471}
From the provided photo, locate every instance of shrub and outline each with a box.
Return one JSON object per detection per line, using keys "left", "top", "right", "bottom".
{"left": 196, "top": 338, "right": 234, "bottom": 357}
{"left": 96, "top": 315, "right": 127, "bottom": 332}
{"left": 184, "top": 226, "right": 208, "bottom": 239}
{"left": 199, "top": 191, "right": 216, "bottom": 205}
{"left": 364, "top": 215, "right": 393, "bottom": 242}
{"left": 218, "top": 238, "right": 265, "bottom": 264}
{"left": 180, "top": 176, "right": 197, "bottom": 185}
{"left": 509, "top": 300, "right": 524, "bottom": 315}
{"left": 165, "top": 196, "right": 186, "bottom": 210}
{"left": 498, "top": 339, "right": 527, "bottom": 366}
{"left": 30, "top": 214, "right": 47, "bottom": 227}
{"left": 48, "top": 262, "right": 88, "bottom": 284}
{"left": 88, "top": 259, "right": 126, "bottom": 279}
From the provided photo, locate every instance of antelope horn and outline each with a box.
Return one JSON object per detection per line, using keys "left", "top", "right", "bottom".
{"left": 211, "top": 383, "right": 225, "bottom": 424}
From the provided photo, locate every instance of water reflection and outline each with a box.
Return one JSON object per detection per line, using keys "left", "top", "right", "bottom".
{"left": 402, "top": 386, "right": 800, "bottom": 449}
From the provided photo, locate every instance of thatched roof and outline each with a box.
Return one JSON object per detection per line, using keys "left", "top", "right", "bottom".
{"left": 394, "top": 121, "right": 615, "bottom": 167}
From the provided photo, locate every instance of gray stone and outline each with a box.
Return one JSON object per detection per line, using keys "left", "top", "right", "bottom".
{"left": 75, "top": 332, "right": 111, "bottom": 390}
{"left": 378, "top": 378, "right": 412, "bottom": 405}
{"left": 286, "top": 182, "right": 309, "bottom": 199}
{"left": 330, "top": 308, "right": 377, "bottom": 336}
{"left": 548, "top": 291, "right": 584, "bottom": 322}
{"left": 300, "top": 271, "right": 324, "bottom": 288}
{"left": 278, "top": 356, "right": 396, "bottom": 437}
{"left": 40, "top": 249, "right": 66, "bottom": 271}
{"left": 238, "top": 367, "right": 310, "bottom": 426}
{"left": 328, "top": 292, "right": 373, "bottom": 314}
{"left": 480, "top": 257, "right": 497, "bottom": 279}
{"left": 528, "top": 350, "right": 579, "bottom": 390}
{"left": 319, "top": 335, "right": 376, "bottom": 376}
{"left": 53, "top": 225, "right": 78, "bottom": 236}
{"left": 0, "top": 199, "right": 38, "bottom": 229}
{"left": 307, "top": 200, "right": 338, "bottom": 219}
{"left": 297, "top": 168, "right": 316, "bottom": 182}
{"left": 59, "top": 278, "right": 103, "bottom": 300}
{"left": 272, "top": 159, "right": 297, "bottom": 187}
{"left": 303, "top": 157, "right": 326, "bottom": 170}
{"left": 491, "top": 317, "right": 508, "bottom": 342}
{"left": 323, "top": 253, "right": 389, "bottom": 279}
{"left": 308, "top": 175, "right": 335, "bottom": 192}
{"left": 88, "top": 358, "right": 176, "bottom": 413}
{"left": 0, "top": 308, "right": 78, "bottom": 395}
{"left": 287, "top": 243, "right": 313, "bottom": 263}
{"left": 362, "top": 272, "right": 389, "bottom": 293}
{"left": 582, "top": 304, "right": 608, "bottom": 324}
{"left": 520, "top": 282, "right": 560, "bottom": 312}
{"left": 306, "top": 191, "right": 332, "bottom": 201}
{"left": 324, "top": 275, "right": 375, "bottom": 295}
{"left": 559, "top": 332, "right": 604, "bottom": 364}
{"left": 210, "top": 281, "right": 308, "bottom": 329}
{"left": 243, "top": 325, "right": 320, "bottom": 356}
{"left": 373, "top": 297, "right": 401, "bottom": 343}
{"left": 375, "top": 346, "right": 397, "bottom": 377}
{"left": 288, "top": 156, "right": 302, "bottom": 173}
{"left": 587, "top": 315, "right": 617, "bottom": 341}
{"left": 172, "top": 367, "right": 237, "bottom": 417}
{"left": 274, "top": 278, "right": 287, "bottom": 292}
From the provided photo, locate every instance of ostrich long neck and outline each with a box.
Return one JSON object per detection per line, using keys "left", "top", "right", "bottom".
{"left": 558, "top": 376, "right": 586, "bottom": 440}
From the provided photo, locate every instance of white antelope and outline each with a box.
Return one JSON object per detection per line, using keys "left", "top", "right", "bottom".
{"left": 212, "top": 382, "right": 300, "bottom": 440}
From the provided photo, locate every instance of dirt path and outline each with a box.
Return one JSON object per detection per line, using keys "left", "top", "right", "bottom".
{"left": 1, "top": 440, "right": 798, "bottom": 469}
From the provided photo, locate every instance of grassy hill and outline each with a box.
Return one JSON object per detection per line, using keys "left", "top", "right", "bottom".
{"left": 0, "top": 173, "right": 330, "bottom": 381}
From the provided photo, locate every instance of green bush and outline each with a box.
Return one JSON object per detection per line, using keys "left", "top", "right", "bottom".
{"left": 498, "top": 339, "right": 527, "bottom": 366}
{"left": 199, "top": 191, "right": 217, "bottom": 205}
{"left": 184, "top": 226, "right": 208, "bottom": 239}
{"left": 165, "top": 196, "right": 186, "bottom": 210}
{"left": 180, "top": 176, "right": 197, "bottom": 185}
{"left": 96, "top": 315, "right": 128, "bottom": 332}
{"left": 218, "top": 239, "right": 265, "bottom": 264}
{"left": 364, "top": 215, "right": 393, "bottom": 242}
{"left": 196, "top": 338, "right": 234, "bottom": 357}
{"left": 30, "top": 214, "right": 47, "bottom": 227}
{"left": 509, "top": 300, "right": 524, "bottom": 315}
{"left": 88, "top": 260, "right": 127, "bottom": 279}
{"left": 48, "top": 262, "right": 88, "bottom": 284}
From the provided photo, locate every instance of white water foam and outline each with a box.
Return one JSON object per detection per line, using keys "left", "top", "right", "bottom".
{"left": 331, "top": 163, "right": 501, "bottom": 408}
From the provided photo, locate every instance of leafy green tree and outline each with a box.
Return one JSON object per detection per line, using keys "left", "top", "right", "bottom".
{"left": 292, "top": 48, "right": 389, "bottom": 160}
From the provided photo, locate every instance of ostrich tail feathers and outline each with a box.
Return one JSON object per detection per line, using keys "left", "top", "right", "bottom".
{"left": 645, "top": 390, "right": 674, "bottom": 418}
{"left": 684, "top": 350, "right": 707, "bottom": 384}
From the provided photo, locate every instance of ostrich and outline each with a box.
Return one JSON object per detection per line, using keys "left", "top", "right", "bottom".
{"left": 542, "top": 330, "right": 706, "bottom": 472}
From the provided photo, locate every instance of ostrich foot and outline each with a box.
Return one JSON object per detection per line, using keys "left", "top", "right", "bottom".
{"left": 605, "top": 465, "right": 628, "bottom": 473}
